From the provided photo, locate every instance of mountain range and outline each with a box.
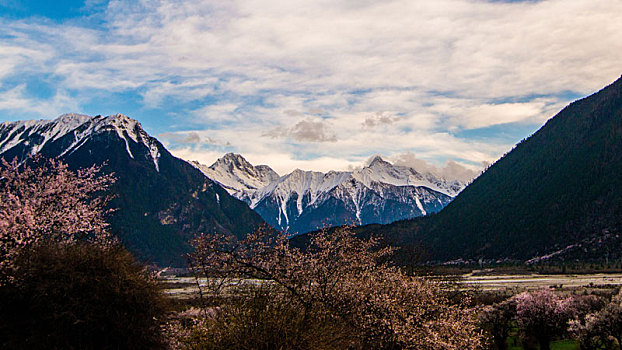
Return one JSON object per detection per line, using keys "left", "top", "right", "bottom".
{"left": 0, "top": 113, "right": 264, "bottom": 266}
{"left": 3, "top": 75, "right": 619, "bottom": 267}
{"left": 0, "top": 112, "right": 473, "bottom": 265}
{"left": 192, "top": 153, "right": 469, "bottom": 234}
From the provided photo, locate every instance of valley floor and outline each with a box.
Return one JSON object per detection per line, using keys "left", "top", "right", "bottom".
{"left": 161, "top": 272, "right": 622, "bottom": 298}
{"left": 458, "top": 272, "right": 622, "bottom": 291}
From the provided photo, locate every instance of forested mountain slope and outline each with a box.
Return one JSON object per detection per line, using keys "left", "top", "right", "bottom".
{"left": 364, "top": 76, "right": 622, "bottom": 263}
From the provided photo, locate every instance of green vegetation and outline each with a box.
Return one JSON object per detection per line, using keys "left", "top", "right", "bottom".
{"left": 507, "top": 339, "right": 579, "bottom": 350}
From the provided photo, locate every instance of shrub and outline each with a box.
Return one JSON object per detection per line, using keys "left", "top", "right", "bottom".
{"left": 513, "top": 288, "right": 578, "bottom": 350}
{"left": 571, "top": 289, "right": 622, "bottom": 350}
{"left": 479, "top": 298, "right": 517, "bottom": 350}
{"left": 168, "top": 283, "right": 354, "bottom": 350}
{"left": 175, "top": 227, "right": 483, "bottom": 350}
{"left": 0, "top": 242, "right": 168, "bottom": 350}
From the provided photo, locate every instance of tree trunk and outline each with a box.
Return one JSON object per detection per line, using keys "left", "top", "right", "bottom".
{"left": 538, "top": 338, "right": 551, "bottom": 350}
{"left": 493, "top": 336, "right": 508, "bottom": 350}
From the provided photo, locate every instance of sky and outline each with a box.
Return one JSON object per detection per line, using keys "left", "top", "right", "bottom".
{"left": 0, "top": 0, "right": 621, "bottom": 176}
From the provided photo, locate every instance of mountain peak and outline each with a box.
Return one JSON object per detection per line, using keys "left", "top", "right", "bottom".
{"left": 55, "top": 113, "right": 92, "bottom": 125}
{"left": 0, "top": 112, "right": 162, "bottom": 172}
{"left": 367, "top": 155, "right": 390, "bottom": 167}
{"left": 222, "top": 152, "right": 242, "bottom": 159}
{"left": 108, "top": 113, "right": 133, "bottom": 120}
{"left": 197, "top": 153, "right": 279, "bottom": 201}
{"left": 101, "top": 113, "right": 144, "bottom": 131}
{"left": 221, "top": 152, "right": 248, "bottom": 163}
{"left": 195, "top": 151, "right": 462, "bottom": 234}
{"left": 0, "top": 114, "right": 265, "bottom": 267}
{"left": 256, "top": 164, "right": 278, "bottom": 176}
{"left": 212, "top": 152, "right": 254, "bottom": 170}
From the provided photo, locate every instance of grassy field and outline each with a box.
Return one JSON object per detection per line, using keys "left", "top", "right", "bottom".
{"left": 507, "top": 338, "right": 578, "bottom": 350}
{"left": 162, "top": 273, "right": 622, "bottom": 299}
{"left": 458, "top": 272, "right": 622, "bottom": 291}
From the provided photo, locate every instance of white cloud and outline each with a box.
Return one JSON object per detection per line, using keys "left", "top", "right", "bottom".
{"left": 0, "top": 0, "right": 621, "bottom": 172}
{"left": 192, "top": 103, "right": 240, "bottom": 123}
{"left": 361, "top": 112, "right": 395, "bottom": 129}
{"left": 265, "top": 118, "right": 338, "bottom": 142}
{"left": 391, "top": 151, "right": 480, "bottom": 183}
{"left": 158, "top": 131, "right": 215, "bottom": 145}
{"left": 0, "top": 85, "right": 80, "bottom": 118}
{"left": 428, "top": 97, "right": 565, "bottom": 130}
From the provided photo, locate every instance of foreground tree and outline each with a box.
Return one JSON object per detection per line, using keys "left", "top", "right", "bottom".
{"left": 479, "top": 299, "right": 517, "bottom": 350}
{"left": 0, "top": 156, "right": 168, "bottom": 349}
{"left": 175, "top": 227, "right": 482, "bottom": 349}
{"left": 0, "top": 156, "right": 114, "bottom": 281}
{"left": 0, "top": 242, "right": 169, "bottom": 349}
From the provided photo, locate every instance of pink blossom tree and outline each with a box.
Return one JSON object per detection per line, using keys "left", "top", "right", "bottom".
{"left": 478, "top": 298, "right": 517, "bottom": 350}
{"left": 570, "top": 289, "right": 622, "bottom": 349}
{"left": 182, "top": 226, "right": 483, "bottom": 349}
{"left": 0, "top": 156, "right": 114, "bottom": 282}
{"left": 513, "top": 288, "right": 577, "bottom": 350}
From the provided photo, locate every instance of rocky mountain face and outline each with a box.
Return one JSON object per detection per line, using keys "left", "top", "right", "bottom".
{"left": 194, "top": 153, "right": 468, "bottom": 234}
{"left": 0, "top": 113, "right": 265, "bottom": 266}
{"left": 191, "top": 153, "right": 279, "bottom": 203}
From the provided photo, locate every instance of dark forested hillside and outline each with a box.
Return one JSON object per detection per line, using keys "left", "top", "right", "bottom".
{"left": 0, "top": 114, "right": 265, "bottom": 266}
{"left": 62, "top": 132, "right": 264, "bottom": 267}
{"left": 365, "top": 76, "right": 622, "bottom": 263}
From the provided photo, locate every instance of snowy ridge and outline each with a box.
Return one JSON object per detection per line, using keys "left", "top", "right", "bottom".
{"left": 255, "top": 169, "right": 351, "bottom": 209}
{"left": 0, "top": 113, "right": 91, "bottom": 156}
{"left": 191, "top": 153, "right": 279, "bottom": 201}
{"left": 0, "top": 113, "right": 162, "bottom": 171}
{"left": 352, "top": 156, "right": 465, "bottom": 197}
{"left": 195, "top": 153, "right": 468, "bottom": 233}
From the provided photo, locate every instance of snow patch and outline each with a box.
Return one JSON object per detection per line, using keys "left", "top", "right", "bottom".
{"left": 193, "top": 153, "right": 463, "bottom": 232}
{"left": 0, "top": 113, "right": 162, "bottom": 172}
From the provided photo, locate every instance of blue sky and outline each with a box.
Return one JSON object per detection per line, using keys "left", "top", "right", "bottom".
{"left": 0, "top": 0, "right": 621, "bottom": 175}
{"left": 0, "top": 0, "right": 86, "bottom": 19}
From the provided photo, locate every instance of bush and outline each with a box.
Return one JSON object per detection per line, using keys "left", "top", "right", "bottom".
{"left": 479, "top": 299, "right": 517, "bottom": 350}
{"left": 169, "top": 283, "right": 354, "bottom": 350}
{"left": 511, "top": 289, "right": 605, "bottom": 350}
{"left": 0, "top": 156, "right": 113, "bottom": 283}
{"left": 571, "top": 289, "right": 622, "bottom": 350}
{"left": 0, "top": 242, "right": 168, "bottom": 350}
{"left": 173, "top": 227, "right": 483, "bottom": 350}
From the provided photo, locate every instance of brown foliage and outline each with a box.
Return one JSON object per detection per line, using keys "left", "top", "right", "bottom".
{"left": 571, "top": 289, "right": 622, "bottom": 350}
{"left": 173, "top": 226, "right": 483, "bottom": 349}
{"left": 0, "top": 156, "right": 114, "bottom": 282}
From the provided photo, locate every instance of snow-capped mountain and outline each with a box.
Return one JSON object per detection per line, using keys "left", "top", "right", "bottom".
{"left": 0, "top": 114, "right": 265, "bottom": 266}
{"left": 0, "top": 113, "right": 162, "bottom": 170}
{"left": 191, "top": 153, "right": 279, "bottom": 202}
{"left": 195, "top": 153, "right": 469, "bottom": 234}
{"left": 352, "top": 156, "right": 466, "bottom": 197}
